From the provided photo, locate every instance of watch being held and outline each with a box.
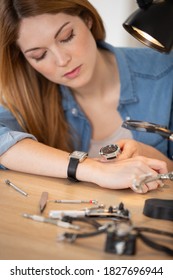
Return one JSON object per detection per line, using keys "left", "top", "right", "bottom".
{"left": 67, "top": 151, "right": 88, "bottom": 182}
{"left": 99, "top": 144, "right": 121, "bottom": 160}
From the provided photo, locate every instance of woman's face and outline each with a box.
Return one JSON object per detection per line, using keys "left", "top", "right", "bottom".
{"left": 17, "top": 13, "right": 98, "bottom": 89}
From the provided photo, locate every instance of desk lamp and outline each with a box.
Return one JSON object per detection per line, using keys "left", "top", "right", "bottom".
{"left": 123, "top": 0, "right": 173, "bottom": 53}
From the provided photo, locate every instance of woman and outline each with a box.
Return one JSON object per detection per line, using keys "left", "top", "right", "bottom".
{"left": 0, "top": 0, "right": 172, "bottom": 193}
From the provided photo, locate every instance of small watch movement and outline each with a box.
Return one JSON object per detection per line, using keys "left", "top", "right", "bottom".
{"left": 99, "top": 144, "right": 121, "bottom": 160}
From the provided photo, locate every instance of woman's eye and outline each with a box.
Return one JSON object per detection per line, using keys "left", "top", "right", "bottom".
{"left": 34, "top": 51, "right": 47, "bottom": 62}
{"left": 60, "top": 30, "right": 75, "bottom": 43}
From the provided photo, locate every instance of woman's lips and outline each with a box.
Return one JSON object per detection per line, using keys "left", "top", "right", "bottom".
{"left": 64, "top": 65, "right": 82, "bottom": 79}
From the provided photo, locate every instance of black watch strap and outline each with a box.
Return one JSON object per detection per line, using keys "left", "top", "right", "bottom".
{"left": 67, "top": 158, "right": 79, "bottom": 182}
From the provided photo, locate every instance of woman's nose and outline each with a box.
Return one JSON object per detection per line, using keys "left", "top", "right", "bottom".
{"left": 54, "top": 48, "right": 71, "bottom": 67}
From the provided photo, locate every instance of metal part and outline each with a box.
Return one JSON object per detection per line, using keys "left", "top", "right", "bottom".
{"left": 22, "top": 213, "right": 80, "bottom": 230}
{"left": 132, "top": 172, "right": 173, "bottom": 192}
{"left": 122, "top": 120, "right": 173, "bottom": 140}
{"left": 4, "top": 179, "right": 28, "bottom": 197}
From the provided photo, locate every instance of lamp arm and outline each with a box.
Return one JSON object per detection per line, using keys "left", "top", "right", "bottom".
{"left": 136, "top": 0, "right": 153, "bottom": 9}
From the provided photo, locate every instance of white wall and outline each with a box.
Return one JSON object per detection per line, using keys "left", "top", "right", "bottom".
{"left": 89, "top": 0, "right": 142, "bottom": 47}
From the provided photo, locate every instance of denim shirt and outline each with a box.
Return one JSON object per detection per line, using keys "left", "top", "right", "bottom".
{"left": 0, "top": 41, "right": 173, "bottom": 170}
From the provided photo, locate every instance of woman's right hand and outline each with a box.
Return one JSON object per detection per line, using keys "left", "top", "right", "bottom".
{"left": 85, "top": 156, "right": 168, "bottom": 193}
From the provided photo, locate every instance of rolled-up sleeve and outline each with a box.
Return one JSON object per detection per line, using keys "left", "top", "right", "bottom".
{"left": 0, "top": 129, "right": 37, "bottom": 155}
{"left": 0, "top": 105, "right": 37, "bottom": 156}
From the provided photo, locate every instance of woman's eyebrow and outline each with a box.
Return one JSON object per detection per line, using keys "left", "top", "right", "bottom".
{"left": 54, "top": 21, "right": 70, "bottom": 39}
{"left": 24, "top": 21, "right": 70, "bottom": 54}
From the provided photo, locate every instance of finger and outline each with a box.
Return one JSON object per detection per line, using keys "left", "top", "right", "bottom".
{"left": 117, "top": 149, "right": 134, "bottom": 160}
{"left": 145, "top": 180, "right": 160, "bottom": 191}
{"left": 118, "top": 146, "right": 140, "bottom": 160}
{"left": 143, "top": 157, "right": 168, "bottom": 174}
{"left": 158, "top": 180, "right": 165, "bottom": 188}
{"left": 130, "top": 163, "right": 160, "bottom": 193}
{"left": 131, "top": 176, "right": 162, "bottom": 193}
{"left": 130, "top": 182, "right": 148, "bottom": 194}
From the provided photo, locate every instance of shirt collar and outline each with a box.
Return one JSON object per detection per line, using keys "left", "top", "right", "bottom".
{"left": 97, "top": 41, "right": 138, "bottom": 104}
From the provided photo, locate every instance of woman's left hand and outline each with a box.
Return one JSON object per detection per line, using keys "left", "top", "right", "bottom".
{"left": 97, "top": 139, "right": 145, "bottom": 162}
{"left": 116, "top": 139, "right": 145, "bottom": 160}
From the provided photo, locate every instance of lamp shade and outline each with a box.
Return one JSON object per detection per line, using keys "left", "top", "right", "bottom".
{"left": 123, "top": 0, "right": 173, "bottom": 53}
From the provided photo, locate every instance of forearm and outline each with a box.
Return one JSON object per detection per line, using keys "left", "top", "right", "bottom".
{"left": 0, "top": 138, "right": 98, "bottom": 183}
{"left": 0, "top": 138, "right": 168, "bottom": 193}
{"left": 0, "top": 139, "right": 70, "bottom": 178}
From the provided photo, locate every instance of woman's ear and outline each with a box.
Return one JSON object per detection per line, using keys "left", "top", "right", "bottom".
{"left": 84, "top": 16, "right": 93, "bottom": 29}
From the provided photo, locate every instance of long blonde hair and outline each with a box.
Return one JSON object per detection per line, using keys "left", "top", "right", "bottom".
{"left": 0, "top": 0, "right": 105, "bottom": 151}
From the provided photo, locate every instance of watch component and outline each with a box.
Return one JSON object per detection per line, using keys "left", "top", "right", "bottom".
{"left": 99, "top": 144, "right": 121, "bottom": 160}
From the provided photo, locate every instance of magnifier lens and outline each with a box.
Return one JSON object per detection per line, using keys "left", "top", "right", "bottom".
{"left": 122, "top": 120, "right": 173, "bottom": 140}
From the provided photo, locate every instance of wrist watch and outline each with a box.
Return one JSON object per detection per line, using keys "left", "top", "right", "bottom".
{"left": 67, "top": 151, "right": 88, "bottom": 182}
{"left": 99, "top": 144, "right": 121, "bottom": 160}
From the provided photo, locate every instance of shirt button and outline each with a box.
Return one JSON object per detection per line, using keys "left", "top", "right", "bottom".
{"left": 126, "top": 116, "right": 131, "bottom": 120}
{"left": 71, "top": 108, "right": 78, "bottom": 116}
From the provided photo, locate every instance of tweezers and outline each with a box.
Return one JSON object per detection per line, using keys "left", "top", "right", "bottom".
{"left": 133, "top": 172, "right": 173, "bottom": 191}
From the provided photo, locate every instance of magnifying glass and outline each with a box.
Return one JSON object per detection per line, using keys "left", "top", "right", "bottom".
{"left": 122, "top": 120, "right": 173, "bottom": 141}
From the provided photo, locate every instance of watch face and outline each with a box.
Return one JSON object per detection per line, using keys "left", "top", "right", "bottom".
{"left": 100, "top": 144, "right": 119, "bottom": 154}
{"left": 69, "top": 151, "right": 88, "bottom": 161}
{"left": 99, "top": 144, "right": 121, "bottom": 159}
{"left": 72, "top": 151, "right": 84, "bottom": 157}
